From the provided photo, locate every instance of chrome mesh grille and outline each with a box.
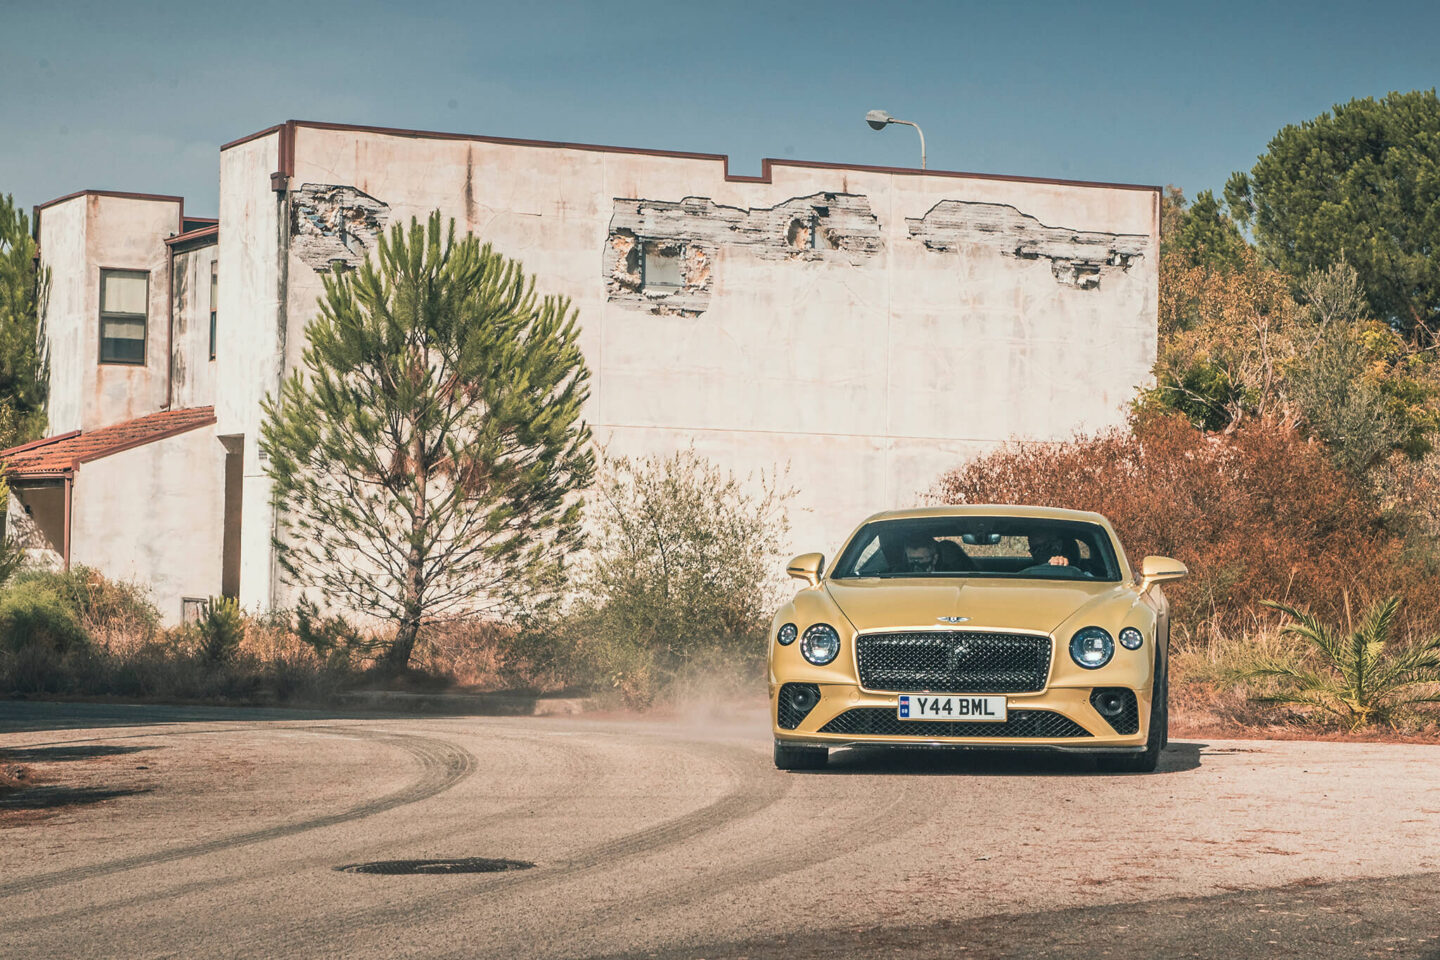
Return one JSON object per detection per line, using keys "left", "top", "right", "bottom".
{"left": 818, "top": 708, "right": 1090, "bottom": 739}
{"left": 856, "top": 632, "right": 1051, "bottom": 693}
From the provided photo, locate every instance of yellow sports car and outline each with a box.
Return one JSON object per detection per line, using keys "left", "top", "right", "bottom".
{"left": 769, "top": 505, "right": 1186, "bottom": 773}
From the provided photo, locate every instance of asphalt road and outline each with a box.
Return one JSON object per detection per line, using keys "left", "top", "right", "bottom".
{"left": 1, "top": 700, "right": 1438, "bottom": 960}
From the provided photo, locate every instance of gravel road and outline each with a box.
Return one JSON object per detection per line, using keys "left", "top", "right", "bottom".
{"left": 1, "top": 700, "right": 1437, "bottom": 959}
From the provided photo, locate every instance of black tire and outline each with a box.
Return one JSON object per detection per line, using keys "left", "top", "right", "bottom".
{"left": 1097, "top": 674, "right": 1166, "bottom": 774}
{"left": 774, "top": 741, "right": 828, "bottom": 771}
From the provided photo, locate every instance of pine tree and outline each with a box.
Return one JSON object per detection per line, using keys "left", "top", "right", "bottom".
{"left": 0, "top": 194, "right": 49, "bottom": 447}
{"left": 261, "top": 213, "right": 593, "bottom": 669}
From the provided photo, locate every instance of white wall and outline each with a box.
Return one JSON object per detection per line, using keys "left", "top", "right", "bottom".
{"left": 69, "top": 427, "right": 226, "bottom": 625}
{"left": 216, "top": 131, "right": 283, "bottom": 612}
{"left": 41, "top": 195, "right": 182, "bottom": 431}
{"left": 221, "top": 123, "right": 1159, "bottom": 611}
{"left": 36, "top": 198, "right": 87, "bottom": 434}
{"left": 169, "top": 242, "right": 219, "bottom": 410}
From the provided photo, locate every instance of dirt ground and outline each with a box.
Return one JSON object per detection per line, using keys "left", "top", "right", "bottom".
{"left": 2, "top": 699, "right": 1439, "bottom": 959}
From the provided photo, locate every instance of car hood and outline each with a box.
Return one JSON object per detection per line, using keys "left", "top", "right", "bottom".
{"left": 823, "top": 577, "right": 1131, "bottom": 634}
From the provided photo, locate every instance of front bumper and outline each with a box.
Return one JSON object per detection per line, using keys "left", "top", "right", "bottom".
{"left": 771, "top": 682, "right": 1151, "bottom": 753}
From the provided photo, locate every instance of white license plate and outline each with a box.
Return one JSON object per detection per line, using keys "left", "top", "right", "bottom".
{"left": 897, "top": 695, "right": 1007, "bottom": 722}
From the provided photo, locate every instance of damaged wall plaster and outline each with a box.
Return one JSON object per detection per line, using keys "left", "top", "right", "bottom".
{"left": 606, "top": 193, "right": 883, "bottom": 315}
{"left": 906, "top": 201, "right": 1150, "bottom": 290}
{"left": 290, "top": 184, "right": 390, "bottom": 273}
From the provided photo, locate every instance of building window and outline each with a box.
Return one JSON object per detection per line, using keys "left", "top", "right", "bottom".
{"left": 181, "top": 597, "right": 210, "bottom": 624}
{"left": 99, "top": 269, "right": 148, "bottom": 364}
{"left": 641, "top": 241, "right": 684, "bottom": 293}
{"left": 209, "top": 261, "right": 218, "bottom": 361}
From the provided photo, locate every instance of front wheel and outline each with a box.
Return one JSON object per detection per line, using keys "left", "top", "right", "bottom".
{"left": 774, "top": 741, "right": 828, "bottom": 771}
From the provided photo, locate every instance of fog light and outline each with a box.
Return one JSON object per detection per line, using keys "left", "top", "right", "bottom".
{"left": 788, "top": 685, "right": 818, "bottom": 712}
{"left": 1069, "top": 627, "right": 1114, "bottom": 669}
{"left": 1095, "top": 691, "right": 1125, "bottom": 717}
{"left": 800, "top": 624, "right": 841, "bottom": 665}
{"left": 1119, "top": 627, "right": 1143, "bottom": 650}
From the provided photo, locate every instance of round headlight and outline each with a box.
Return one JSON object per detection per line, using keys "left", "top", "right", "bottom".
{"left": 800, "top": 624, "right": 841, "bottom": 665}
{"left": 776, "top": 623, "right": 798, "bottom": 646}
{"left": 1118, "top": 627, "right": 1143, "bottom": 650}
{"left": 1069, "top": 627, "right": 1114, "bottom": 669}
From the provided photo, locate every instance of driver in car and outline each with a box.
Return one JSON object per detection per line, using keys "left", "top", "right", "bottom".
{"left": 1030, "top": 534, "right": 1070, "bottom": 567}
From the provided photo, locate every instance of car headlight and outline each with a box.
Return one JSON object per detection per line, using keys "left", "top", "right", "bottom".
{"left": 776, "top": 623, "right": 798, "bottom": 646}
{"left": 800, "top": 624, "right": 841, "bottom": 665}
{"left": 1069, "top": 627, "right": 1114, "bottom": 669}
{"left": 1118, "top": 627, "right": 1143, "bottom": 650}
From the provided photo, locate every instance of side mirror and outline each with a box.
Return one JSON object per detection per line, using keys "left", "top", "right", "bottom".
{"left": 1139, "top": 555, "right": 1187, "bottom": 591}
{"left": 786, "top": 552, "right": 825, "bottom": 587}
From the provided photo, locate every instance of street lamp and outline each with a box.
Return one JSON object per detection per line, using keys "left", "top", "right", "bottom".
{"left": 865, "top": 109, "right": 926, "bottom": 170}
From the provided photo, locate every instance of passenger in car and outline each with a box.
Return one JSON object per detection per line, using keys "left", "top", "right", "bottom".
{"left": 902, "top": 536, "right": 940, "bottom": 573}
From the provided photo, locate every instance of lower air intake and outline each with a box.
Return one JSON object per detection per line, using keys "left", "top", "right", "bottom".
{"left": 817, "top": 708, "right": 1091, "bottom": 739}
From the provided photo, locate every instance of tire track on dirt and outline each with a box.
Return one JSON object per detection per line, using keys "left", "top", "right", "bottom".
{"left": 0, "top": 727, "right": 476, "bottom": 899}
{"left": 0, "top": 728, "right": 600, "bottom": 934}
{"left": 259, "top": 737, "right": 789, "bottom": 951}
{"left": 477, "top": 769, "right": 937, "bottom": 960}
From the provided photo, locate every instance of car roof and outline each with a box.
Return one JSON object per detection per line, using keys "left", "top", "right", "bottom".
{"left": 858, "top": 504, "right": 1112, "bottom": 525}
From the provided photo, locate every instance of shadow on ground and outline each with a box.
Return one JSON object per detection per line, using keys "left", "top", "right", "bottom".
{"left": 0, "top": 784, "right": 150, "bottom": 810}
{"left": 590, "top": 871, "right": 1440, "bottom": 960}
{"left": 0, "top": 744, "right": 155, "bottom": 763}
{"left": 0, "top": 694, "right": 589, "bottom": 736}
{"left": 808, "top": 741, "right": 1204, "bottom": 776}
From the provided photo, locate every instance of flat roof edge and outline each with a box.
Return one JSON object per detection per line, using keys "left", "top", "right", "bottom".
{"left": 34, "top": 189, "right": 186, "bottom": 212}
{"left": 223, "top": 119, "right": 1161, "bottom": 194}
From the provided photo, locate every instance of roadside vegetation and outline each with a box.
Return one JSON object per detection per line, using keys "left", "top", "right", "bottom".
{"left": 938, "top": 90, "right": 1440, "bottom": 735}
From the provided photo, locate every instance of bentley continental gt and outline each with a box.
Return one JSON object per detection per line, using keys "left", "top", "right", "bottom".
{"left": 769, "top": 506, "right": 1186, "bottom": 772}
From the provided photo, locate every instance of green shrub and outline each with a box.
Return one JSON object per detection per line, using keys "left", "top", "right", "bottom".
{"left": 196, "top": 596, "right": 245, "bottom": 663}
{"left": 0, "top": 582, "right": 89, "bottom": 654}
{"left": 296, "top": 597, "right": 377, "bottom": 666}
{"left": 1239, "top": 596, "right": 1440, "bottom": 730}
{"left": 12, "top": 566, "right": 160, "bottom": 644}
{"left": 520, "top": 449, "right": 792, "bottom": 706}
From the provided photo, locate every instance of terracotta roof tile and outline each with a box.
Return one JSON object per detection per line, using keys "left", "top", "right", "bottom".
{"left": 1, "top": 407, "right": 216, "bottom": 477}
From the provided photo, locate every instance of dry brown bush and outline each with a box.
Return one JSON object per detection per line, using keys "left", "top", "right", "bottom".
{"left": 409, "top": 619, "right": 515, "bottom": 690}
{"left": 933, "top": 413, "right": 1438, "bottom": 644}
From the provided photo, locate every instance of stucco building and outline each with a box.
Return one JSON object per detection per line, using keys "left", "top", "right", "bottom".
{"left": 7, "top": 120, "right": 1160, "bottom": 623}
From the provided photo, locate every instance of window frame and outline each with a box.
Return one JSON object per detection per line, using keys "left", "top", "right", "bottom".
{"left": 208, "top": 260, "right": 217, "bottom": 361}
{"left": 98, "top": 267, "right": 149, "bottom": 366}
{"left": 639, "top": 240, "right": 685, "bottom": 294}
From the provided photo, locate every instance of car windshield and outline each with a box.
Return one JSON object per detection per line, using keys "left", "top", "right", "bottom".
{"left": 831, "top": 516, "right": 1122, "bottom": 582}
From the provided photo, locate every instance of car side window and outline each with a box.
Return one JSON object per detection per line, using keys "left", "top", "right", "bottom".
{"left": 852, "top": 537, "right": 889, "bottom": 576}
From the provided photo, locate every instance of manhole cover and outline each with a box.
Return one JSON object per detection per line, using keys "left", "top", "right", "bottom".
{"left": 336, "top": 857, "right": 534, "bottom": 875}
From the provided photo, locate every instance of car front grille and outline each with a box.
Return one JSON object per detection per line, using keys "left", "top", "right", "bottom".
{"left": 818, "top": 708, "right": 1090, "bottom": 739}
{"left": 856, "top": 631, "right": 1051, "bottom": 693}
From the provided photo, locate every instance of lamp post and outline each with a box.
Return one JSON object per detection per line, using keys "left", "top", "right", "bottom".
{"left": 865, "top": 109, "right": 926, "bottom": 170}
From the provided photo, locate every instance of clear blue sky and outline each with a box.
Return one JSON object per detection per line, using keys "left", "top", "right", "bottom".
{"left": 3, "top": 0, "right": 1437, "bottom": 218}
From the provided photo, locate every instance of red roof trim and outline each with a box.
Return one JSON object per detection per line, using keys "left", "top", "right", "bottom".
{"left": 34, "top": 189, "right": 185, "bottom": 212}
{"left": 1, "top": 408, "right": 216, "bottom": 478}
{"left": 0, "top": 429, "right": 80, "bottom": 458}
{"left": 73, "top": 413, "right": 217, "bottom": 467}
{"left": 218, "top": 123, "right": 286, "bottom": 152}
{"left": 164, "top": 224, "right": 219, "bottom": 247}
{"left": 223, "top": 118, "right": 1161, "bottom": 194}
